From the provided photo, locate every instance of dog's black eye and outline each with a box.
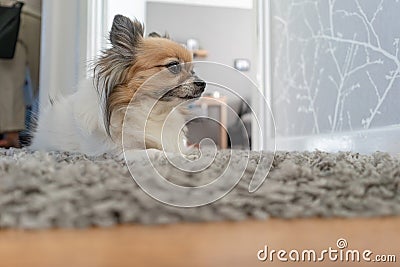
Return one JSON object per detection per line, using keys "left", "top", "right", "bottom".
{"left": 165, "top": 61, "right": 181, "bottom": 74}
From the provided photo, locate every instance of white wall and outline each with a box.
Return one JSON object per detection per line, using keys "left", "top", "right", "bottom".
{"left": 107, "top": 0, "right": 146, "bottom": 31}
{"left": 39, "top": 0, "right": 88, "bottom": 110}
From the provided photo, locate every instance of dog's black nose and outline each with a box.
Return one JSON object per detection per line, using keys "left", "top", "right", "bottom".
{"left": 194, "top": 80, "right": 206, "bottom": 90}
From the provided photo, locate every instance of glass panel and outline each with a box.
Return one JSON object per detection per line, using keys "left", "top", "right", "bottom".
{"left": 270, "top": 0, "right": 400, "bottom": 153}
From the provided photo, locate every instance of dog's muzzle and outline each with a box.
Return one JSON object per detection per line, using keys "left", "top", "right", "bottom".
{"left": 191, "top": 78, "right": 206, "bottom": 98}
{"left": 161, "top": 77, "right": 206, "bottom": 100}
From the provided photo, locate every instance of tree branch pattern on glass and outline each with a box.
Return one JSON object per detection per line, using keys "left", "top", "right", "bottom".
{"left": 271, "top": 0, "right": 400, "bottom": 136}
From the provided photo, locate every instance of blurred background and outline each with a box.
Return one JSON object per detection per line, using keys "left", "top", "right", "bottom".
{"left": 2, "top": 0, "right": 400, "bottom": 153}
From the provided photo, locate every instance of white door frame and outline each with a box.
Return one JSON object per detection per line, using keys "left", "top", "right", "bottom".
{"left": 254, "top": 0, "right": 272, "bottom": 151}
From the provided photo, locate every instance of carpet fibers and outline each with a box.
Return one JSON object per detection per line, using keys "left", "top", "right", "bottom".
{"left": 0, "top": 148, "right": 400, "bottom": 229}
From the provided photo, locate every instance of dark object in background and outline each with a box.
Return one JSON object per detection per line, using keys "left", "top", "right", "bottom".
{"left": 0, "top": 1, "right": 24, "bottom": 59}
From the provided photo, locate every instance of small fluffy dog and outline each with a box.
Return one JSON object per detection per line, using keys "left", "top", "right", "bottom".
{"left": 31, "top": 15, "right": 206, "bottom": 157}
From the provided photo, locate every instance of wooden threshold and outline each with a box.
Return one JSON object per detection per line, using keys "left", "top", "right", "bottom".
{"left": 0, "top": 217, "right": 399, "bottom": 267}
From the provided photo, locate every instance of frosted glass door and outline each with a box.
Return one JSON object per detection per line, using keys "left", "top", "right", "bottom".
{"left": 269, "top": 0, "right": 400, "bottom": 153}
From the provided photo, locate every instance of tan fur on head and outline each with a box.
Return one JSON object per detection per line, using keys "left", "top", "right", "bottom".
{"left": 108, "top": 38, "right": 194, "bottom": 120}
{"left": 94, "top": 15, "right": 203, "bottom": 138}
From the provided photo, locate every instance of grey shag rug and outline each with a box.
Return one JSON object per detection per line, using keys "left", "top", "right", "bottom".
{"left": 1, "top": 148, "right": 400, "bottom": 229}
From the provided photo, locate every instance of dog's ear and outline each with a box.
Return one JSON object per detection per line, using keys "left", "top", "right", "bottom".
{"left": 148, "top": 32, "right": 161, "bottom": 38}
{"left": 110, "top": 15, "right": 144, "bottom": 53}
{"left": 95, "top": 15, "right": 144, "bottom": 137}
{"left": 148, "top": 31, "right": 170, "bottom": 39}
